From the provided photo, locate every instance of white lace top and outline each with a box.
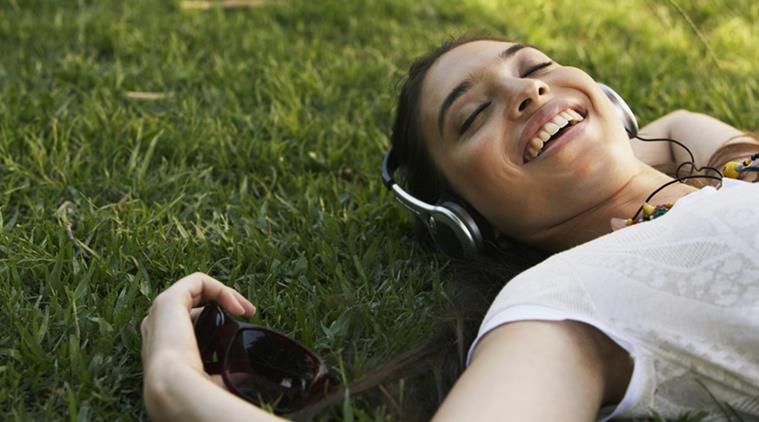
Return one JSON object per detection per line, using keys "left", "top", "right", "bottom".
{"left": 467, "top": 178, "right": 759, "bottom": 421}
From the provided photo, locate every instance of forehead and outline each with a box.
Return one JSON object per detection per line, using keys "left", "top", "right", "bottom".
{"left": 421, "top": 40, "right": 518, "bottom": 123}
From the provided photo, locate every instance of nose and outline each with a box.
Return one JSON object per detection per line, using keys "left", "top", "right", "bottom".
{"left": 503, "top": 78, "right": 550, "bottom": 119}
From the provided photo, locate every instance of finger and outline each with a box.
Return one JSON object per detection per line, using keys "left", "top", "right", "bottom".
{"left": 140, "top": 316, "right": 149, "bottom": 338}
{"left": 230, "top": 288, "right": 256, "bottom": 316}
{"left": 140, "top": 316, "right": 150, "bottom": 363}
{"left": 161, "top": 273, "right": 252, "bottom": 318}
{"left": 190, "top": 307, "right": 204, "bottom": 322}
{"left": 609, "top": 217, "right": 628, "bottom": 232}
{"left": 209, "top": 374, "right": 226, "bottom": 389}
{"left": 166, "top": 272, "right": 238, "bottom": 311}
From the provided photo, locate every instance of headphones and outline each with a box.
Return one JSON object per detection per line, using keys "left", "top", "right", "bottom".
{"left": 381, "top": 83, "right": 639, "bottom": 258}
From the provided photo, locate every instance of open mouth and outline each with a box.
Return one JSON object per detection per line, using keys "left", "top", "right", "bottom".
{"left": 523, "top": 108, "right": 586, "bottom": 163}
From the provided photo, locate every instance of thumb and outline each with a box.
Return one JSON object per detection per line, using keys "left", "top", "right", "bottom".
{"left": 609, "top": 217, "right": 629, "bottom": 232}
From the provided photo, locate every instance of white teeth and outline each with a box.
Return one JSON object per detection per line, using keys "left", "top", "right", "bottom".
{"left": 544, "top": 122, "right": 560, "bottom": 135}
{"left": 552, "top": 115, "right": 568, "bottom": 127}
{"left": 524, "top": 138, "right": 544, "bottom": 162}
{"left": 525, "top": 147, "right": 540, "bottom": 161}
{"left": 524, "top": 108, "right": 585, "bottom": 163}
{"left": 525, "top": 147, "right": 541, "bottom": 162}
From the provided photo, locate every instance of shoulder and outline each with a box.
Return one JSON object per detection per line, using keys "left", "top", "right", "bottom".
{"left": 473, "top": 319, "right": 624, "bottom": 367}
{"left": 471, "top": 319, "right": 632, "bottom": 407}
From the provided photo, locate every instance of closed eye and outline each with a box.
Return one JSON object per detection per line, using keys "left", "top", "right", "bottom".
{"left": 521, "top": 61, "right": 552, "bottom": 77}
{"left": 459, "top": 101, "right": 491, "bottom": 135}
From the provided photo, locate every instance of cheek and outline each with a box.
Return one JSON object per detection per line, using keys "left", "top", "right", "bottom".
{"left": 445, "top": 136, "right": 515, "bottom": 197}
{"left": 570, "top": 71, "right": 629, "bottom": 140}
{"left": 444, "top": 140, "right": 533, "bottom": 227}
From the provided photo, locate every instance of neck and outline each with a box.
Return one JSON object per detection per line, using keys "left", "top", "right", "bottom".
{"left": 526, "top": 162, "right": 699, "bottom": 253}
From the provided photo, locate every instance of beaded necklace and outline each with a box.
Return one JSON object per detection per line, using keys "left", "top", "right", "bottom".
{"left": 623, "top": 144, "right": 759, "bottom": 227}
{"left": 624, "top": 202, "right": 673, "bottom": 226}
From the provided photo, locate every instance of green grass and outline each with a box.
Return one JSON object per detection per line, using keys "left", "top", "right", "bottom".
{"left": 0, "top": 0, "right": 757, "bottom": 420}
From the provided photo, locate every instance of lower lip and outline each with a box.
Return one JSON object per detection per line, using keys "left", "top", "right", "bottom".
{"left": 532, "top": 116, "right": 589, "bottom": 163}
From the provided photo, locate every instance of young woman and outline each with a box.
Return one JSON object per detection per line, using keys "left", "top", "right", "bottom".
{"left": 141, "top": 37, "right": 759, "bottom": 421}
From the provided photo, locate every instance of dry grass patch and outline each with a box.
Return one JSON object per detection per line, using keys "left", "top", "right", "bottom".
{"left": 180, "top": 0, "right": 272, "bottom": 10}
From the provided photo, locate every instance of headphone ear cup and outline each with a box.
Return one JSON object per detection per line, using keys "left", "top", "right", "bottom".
{"left": 431, "top": 200, "right": 488, "bottom": 258}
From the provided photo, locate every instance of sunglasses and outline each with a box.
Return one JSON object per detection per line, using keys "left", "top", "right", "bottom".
{"left": 194, "top": 301, "right": 338, "bottom": 414}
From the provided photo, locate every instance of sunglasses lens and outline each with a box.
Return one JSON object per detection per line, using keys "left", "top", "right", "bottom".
{"left": 225, "top": 328, "right": 321, "bottom": 413}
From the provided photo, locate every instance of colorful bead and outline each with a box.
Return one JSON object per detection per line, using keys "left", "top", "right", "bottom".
{"left": 723, "top": 161, "right": 742, "bottom": 179}
{"left": 627, "top": 203, "right": 674, "bottom": 226}
{"left": 642, "top": 202, "right": 655, "bottom": 217}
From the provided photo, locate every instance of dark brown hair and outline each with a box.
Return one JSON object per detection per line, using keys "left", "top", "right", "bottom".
{"left": 293, "top": 36, "right": 550, "bottom": 421}
{"left": 388, "top": 34, "right": 550, "bottom": 373}
{"left": 301, "top": 35, "right": 549, "bottom": 419}
{"left": 389, "top": 34, "right": 549, "bottom": 278}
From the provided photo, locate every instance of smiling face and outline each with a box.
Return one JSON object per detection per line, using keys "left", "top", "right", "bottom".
{"left": 419, "top": 40, "right": 639, "bottom": 243}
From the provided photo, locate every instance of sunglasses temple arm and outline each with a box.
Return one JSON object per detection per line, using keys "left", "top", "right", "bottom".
{"left": 306, "top": 373, "right": 339, "bottom": 401}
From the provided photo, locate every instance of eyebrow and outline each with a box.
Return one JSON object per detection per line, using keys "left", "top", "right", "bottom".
{"left": 436, "top": 43, "right": 534, "bottom": 137}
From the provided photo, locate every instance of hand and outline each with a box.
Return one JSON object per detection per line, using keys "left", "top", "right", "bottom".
{"left": 141, "top": 272, "right": 257, "bottom": 419}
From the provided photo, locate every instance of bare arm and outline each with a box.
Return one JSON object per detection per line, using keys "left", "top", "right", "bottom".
{"left": 432, "top": 320, "right": 631, "bottom": 422}
{"left": 632, "top": 110, "right": 758, "bottom": 168}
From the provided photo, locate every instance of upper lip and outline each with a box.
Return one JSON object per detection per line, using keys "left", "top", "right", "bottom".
{"left": 517, "top": 100, "right": 587, "bottom": 164}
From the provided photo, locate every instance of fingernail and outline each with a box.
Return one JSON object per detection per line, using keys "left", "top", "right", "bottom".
{"left": 609, "top": 217, "right": 627, "bottom": 231}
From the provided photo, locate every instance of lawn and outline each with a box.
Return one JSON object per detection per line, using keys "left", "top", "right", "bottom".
{"left": 0, "top": 0, "right": 757, "bottom": 420}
